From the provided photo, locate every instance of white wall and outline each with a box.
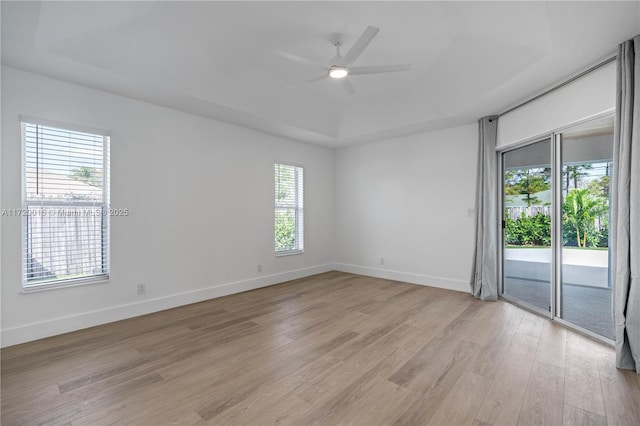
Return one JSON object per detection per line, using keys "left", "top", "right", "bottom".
{"left": 497, "top": 61, "right": 616, "bottom": 148}
{"left": 334, "top": 124, "right": 478, "bottom": 292}
{"left": 1, "top": 67, "right": 335, "bottom": 346}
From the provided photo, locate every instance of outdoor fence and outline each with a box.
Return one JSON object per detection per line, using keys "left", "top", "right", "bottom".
{"left": 505, "top": 206, "right": 551, "bottom": 220}
{"left": 25, "top": 206, "right": 105, "bottom": 281}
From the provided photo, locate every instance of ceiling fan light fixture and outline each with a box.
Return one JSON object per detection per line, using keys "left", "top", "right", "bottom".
{"left": 329, "top": 66, "right": 348, "bottom": 79}
{"left": 285, "top": 26, "right": 411, "bottom": 95}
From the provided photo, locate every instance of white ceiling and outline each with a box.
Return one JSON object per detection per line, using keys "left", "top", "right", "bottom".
{"left": 2, "top": 1, "right": 639, "bottom": 148}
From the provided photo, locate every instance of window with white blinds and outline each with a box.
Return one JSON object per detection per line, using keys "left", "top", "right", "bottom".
{"left": 22, "top": 119, "right": 110, "bottom": 290}
{"left": 274, "top": 163, "right": 304, "bottom": 255}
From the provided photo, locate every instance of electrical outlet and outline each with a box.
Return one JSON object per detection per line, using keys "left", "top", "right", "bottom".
{"left": 137, "top": 283, "right": 146, "bottom": 295}
{"left": 380, "top": 257, "right": 385, "bottom": 266}
{"left": 257, "top": 264, "right": 262, "bottom": 272}
{"left": 467, "top": 208, "right": 475, "bottom": 217}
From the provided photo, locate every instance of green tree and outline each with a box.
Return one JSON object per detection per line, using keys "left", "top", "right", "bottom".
{"left": 587, "top": 175, "right": 610, "bottom": 199}
{"left": 275, "top": 164, "right": 297, "bottom": 251}
{"left": 70, "top": 166, "right": 102, "bottom": 187}
{"left": 563, "top": 164, "right": 592, "bottom": 191}
{"left": 275, "top": 210, "right": 296, "bottom": 251}
{"left": 562, "top": 189, "right": 607, "bottom": 248}
{"left": 505, "top": 168, "right": 551, "bottom": 206}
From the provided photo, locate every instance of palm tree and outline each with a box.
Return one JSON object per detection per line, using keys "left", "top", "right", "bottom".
{"left": 563, "top": 164, "right": 592, "bottom": 192}
{"left": 562, "top": 189, "right": 607, "bottom": 247}
{"left": 70, "top": 166, "right": 102, "bottom": 187}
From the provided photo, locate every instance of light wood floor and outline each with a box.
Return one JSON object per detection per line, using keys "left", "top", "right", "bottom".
{"left": 2, "top": 272, "right": 639, "bottom": 425}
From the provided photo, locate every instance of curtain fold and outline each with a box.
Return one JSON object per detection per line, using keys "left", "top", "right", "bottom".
{"left": 612, "top": 35, "right": 640, "bottom": 373}
{"left": 470, "top": 116, "right": 499, "bottom": 301}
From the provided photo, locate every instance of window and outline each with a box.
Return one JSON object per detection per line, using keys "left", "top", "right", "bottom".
{"left": 22, "top": 119, "right": 110, "bottom": 291}
{"left": 274, "top": 163, "right": 303, "bottom": 255}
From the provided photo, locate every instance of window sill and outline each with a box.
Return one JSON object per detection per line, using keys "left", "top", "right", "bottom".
{"left": 21, "top": 275, "right": 110, "bottom": 294}
{"left": 275, "top": 249, "right": 304, "bottom": 257}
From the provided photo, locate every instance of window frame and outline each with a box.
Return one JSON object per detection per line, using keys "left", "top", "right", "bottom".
{"left": 20, "top": 117, "right": 111, "bottom": 293}
{"left": 274, "top": 162, "right": 304, "bottom": 256}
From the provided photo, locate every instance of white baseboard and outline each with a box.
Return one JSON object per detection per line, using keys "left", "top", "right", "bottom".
{"left": 1, "top": 263, "right": 334, "bottom": 348}
{"left": 334, "top": 263, "right": 469, "bottom": 293}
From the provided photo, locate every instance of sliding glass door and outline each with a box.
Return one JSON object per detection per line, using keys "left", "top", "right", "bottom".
{"left": 502, "top": 139, "right": 552, "bottom": 315}
{"left": 558, "top": 116, "right": 614, "bottom": 339}
{"left": 501, "top": 115, "right": 614, "bottom": 340}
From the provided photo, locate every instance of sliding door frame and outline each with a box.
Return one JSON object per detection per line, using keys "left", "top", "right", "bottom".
{"left": 552, "top": 133, "right": 563, "bottom": 320}
{"left": 496, "top": 109, "right": 615, "bottom": 346}
{"left": 498, "top": 134, "right": 554, "bottom": 319}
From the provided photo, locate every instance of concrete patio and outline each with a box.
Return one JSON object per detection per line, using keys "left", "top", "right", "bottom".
{"left": 504, "top": 248, "right": 613, "bottom": 339}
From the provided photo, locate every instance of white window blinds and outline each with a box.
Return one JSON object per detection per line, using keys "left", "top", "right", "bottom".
{"left": 22, "top": 120, "right": 110, "bottom": 289}
{"left": 274, "top": 163, "right": 304, "bottom": 254}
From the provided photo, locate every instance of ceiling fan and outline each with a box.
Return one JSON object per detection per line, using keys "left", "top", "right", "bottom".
{"left": 283, "top": 26, "right": 412, "bottom": 95}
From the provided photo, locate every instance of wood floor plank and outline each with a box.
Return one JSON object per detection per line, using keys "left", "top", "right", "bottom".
{"left": 595, "top": 349, "right": 640, "bottom": 426}
{"left": 389, "top": 338, "right": 483, "bottom": 425}
{"left": 71, "top": 359, "right": 249, "bottom": 426}
{"left": 316, "top": 376, "right": 413, "bottom": 425}
{"left": 563, "top": 332, "right": 606, "bottom": 417}
{"left": 401, "top": 291, "right": 474, "bottom": 333}
{"left": 517, "top": 360, "right": 565, "bottom": 426}
{"left": 289, "top": 357, "right": 397, "bottom": 425}
{"left": 2, "top": 272, "right": 636, "bottom": 426}
{"left": 226, "top": 393, "right": 312, "bottom": 426}
{"left": 469, "top": 303, "right": 527, "bottom": 381}
{"left": 535, "top": 319, "right": 567, "bottom": 369}
{"left": 1, "top": 345, "right": 142, "bottom": 402}
{"left": 563, "top": 404, "right": 607, "bottom": 426}
{"left": 295, "top": 323, "right": 424, "bottom": 405}
{"left": 475, "top": 331, "right": 539, "bottom": 426}
{"left": 244, "top": 329, "right": 361, "bottom": 386}
{"left": 195, "top": 363, "right": 272, "bottom": 421}
{"left": 517, "top": 311, "right": 545, "bottom": 338}
{"left": 426, "top": 372, "right": 491, "bottom": 426}
{"left": 16, "top": 372, "right": 164, "bottom": 425}
{"left": 387, "top": 302, "right": 484, "bottom": 388}
{"left": 204, "top": 359, "right": 320, "bottom": 425}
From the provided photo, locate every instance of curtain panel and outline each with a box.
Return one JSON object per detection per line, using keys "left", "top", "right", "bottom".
{"left": 470, "top": 116, "right": 499, "bottom": 301}
{"left": 612, "top": 35, "right": 640, "bottom": 373}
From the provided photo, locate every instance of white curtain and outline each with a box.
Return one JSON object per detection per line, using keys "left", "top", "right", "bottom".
{"left": 470, "top": 116, "right": 498, "bottom": 301}
{"left": 612, "top": 35, "right": 640, "bottom": 373}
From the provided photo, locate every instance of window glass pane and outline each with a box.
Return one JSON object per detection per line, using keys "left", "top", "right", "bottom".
{"left": 25, "top": 206, "right": 107, "bottom": 283}
{"left": 560, "top": 116, "right": 613, "bottom": 339}
{"left": 24, "top": 124, "right": 104, "bottom": 202}
{"left": 275, "top": 208, "right": 296, "bottom": 251}
{"left": 274, "top": 163, "right": 303, "bottom": 253}
{"left": 22, "top": 121, "right": 109, "bottom": 288}
{"left": 502, "top": 138, "right": 552, "bottom": 313}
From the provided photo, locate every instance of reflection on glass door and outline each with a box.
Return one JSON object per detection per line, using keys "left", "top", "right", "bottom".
{"left": 502, "top": 139, "right": 552, "bottom": 314}
{"left": 559, "top": 117, "right": 614, "bottom": 339}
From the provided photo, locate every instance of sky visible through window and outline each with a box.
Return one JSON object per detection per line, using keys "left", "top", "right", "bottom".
{"left": 24, "top": 124, "right": 104, "bottom": 173}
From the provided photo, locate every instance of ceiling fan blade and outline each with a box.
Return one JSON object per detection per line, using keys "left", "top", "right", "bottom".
{"left": 278, "top": 50, "right": 327, "bottom": 72}
{"left": 341, "top": 78, "right": 357, "bottom": 95}
{"left": 338, "top": 26, "right": 379, "bottom": 67}
{"left": 349, "top": 64, "right": 412, "bottom": 75}
{"left": 284, "top": 75, "right": 326, "bottom": 90}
